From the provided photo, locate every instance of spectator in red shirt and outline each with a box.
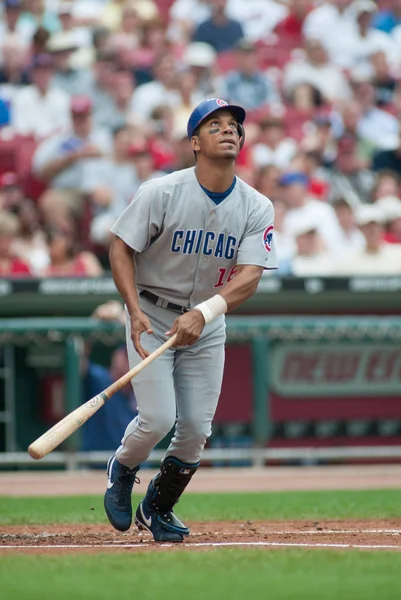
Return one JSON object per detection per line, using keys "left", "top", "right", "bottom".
{"left": 41, "top": 225, "right": 103, "bottom": 278}
{"left": 274, "top": 0, "right": 312, "bottom": 39}
{"left": 375, "top": 195, "right": 401, "bottom": 243}
{"left": 0, "top": 211, "right": 31, "bottom": 276}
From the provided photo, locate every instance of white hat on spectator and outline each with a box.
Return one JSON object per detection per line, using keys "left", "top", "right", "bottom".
{"left": 58, "top": 2, "right": 73, "bottom": 14}
{"left": 183, "top": 42, "right": 216, "bottom": 68}
{"left": 375, "top": 196, "right": 401, "bottom": 222}
{"left": 47, "top": 31, "right": 78, "bottom": 53}
{"left": 353, "top": 0, "right": 377, "bottom": 16}
{"left": 355, "top": 204, "right": 386, "bottom": 226}
{"left": 287, "top": 215, "right": 319, "bottom": 238}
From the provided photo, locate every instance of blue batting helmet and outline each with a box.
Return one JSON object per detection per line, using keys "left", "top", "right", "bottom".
{"left": 187, "top": 98, "right": 246, "bottom": 140}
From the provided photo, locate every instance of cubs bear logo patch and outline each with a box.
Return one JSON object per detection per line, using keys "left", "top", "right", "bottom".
{"left": 263, "top": 225, "right": 273, "bottom": 252}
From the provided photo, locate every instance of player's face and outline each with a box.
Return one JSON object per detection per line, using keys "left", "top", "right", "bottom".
{"left": 192, "top": 110, "right": 241, "bottom": 160}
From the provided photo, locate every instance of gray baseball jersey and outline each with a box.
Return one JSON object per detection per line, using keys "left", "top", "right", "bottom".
{"left": 111, "top": 166, "right": 278, "bottom": 308}
{"left": 110, "top": 166, "right": 277, "bottom": 469}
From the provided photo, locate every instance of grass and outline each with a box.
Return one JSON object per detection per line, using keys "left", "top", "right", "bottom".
{"left": 0, "top": 488, "right": 401, "bottom": 525}
{"left": 1, "top": 550, "right": 401, "bottom": 600}
{"left": 1, "top": 489, "right": 400, "bottom": 599}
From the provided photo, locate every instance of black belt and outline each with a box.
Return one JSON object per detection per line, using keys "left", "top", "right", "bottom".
{"left": 140, "top": 290, "right": 189, "bottom": 314}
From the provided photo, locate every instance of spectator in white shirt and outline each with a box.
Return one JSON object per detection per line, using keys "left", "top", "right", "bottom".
{"left": 342, "top": 0, "right": 398, "bottom": 69}
{"left": 218, "top": 39, "right": 281, "bottom": 111}
{"left": 47, "top": 31, "right": 92, "bottom": 97}
{"left": 280, "top": 171, "right": 345, "bottom": 255}
{"left": 304, "top": 0, "right": 395, "bottom": 70}
{"left": 11, "top": 53, "right": 71, "bottom": 139}
{"left": 33, "top": 95, "right": 112, "bottom": 227}
{"left": 181, "top": 42, "right": 218, "bottom": 96}
{"left": 95, "top": 68, "right": 136, "bottom": 131}
{"left": 130, "top": 53, "right": 181, "bottom": 119}
{"left": 283, "top": 38, "right": 352, "bottom": 104}
{"left": 352, "top": 76, "right": 399, "bottom": 149}
{"left": 302, "top": 0, "right": 357, "bottom": 68}
{"left": 252, "top": 115, "right": 298, "bottom": 169}
{"left": 86, "top": 48, "right": 118, "bottom": 120}
{"left": 332, "top": 195, "right": 366, "bottom": 254}
{"left": 0, "top": 0, "right": 26, "bottom": 49}
{"left": 87, "top": 124, "right": 140, "bottom": 248}
{"left": 334, "top": 203, "right": 401, "bottom": 274}
{"left": 84, "top": 123, "right": 139, "bottom": 217}
{"left": 289, "top": 215, "right": 336, "bottom": 276}
{"left": 227, "top": 0, "right": 288, "bottom": 42}
{"left": 57, "top": 2, "right": 92, "bottom": 52}
{"left": 327, "top": 135, "right": 375, "bottom": 203}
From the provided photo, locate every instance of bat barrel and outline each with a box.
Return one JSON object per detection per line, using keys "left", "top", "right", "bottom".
{"left": 27, "top": 394, "right": 106, "bottom": 459}
{"left": 28, "top": 443, "right": 47, "bottom": 460}
{"left": 27, "top": 335, "right": 177, "bottom": 460}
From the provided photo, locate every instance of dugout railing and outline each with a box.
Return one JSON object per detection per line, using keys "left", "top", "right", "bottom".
{"left": 0, "top": 316, "right": 401, "bottom": 469}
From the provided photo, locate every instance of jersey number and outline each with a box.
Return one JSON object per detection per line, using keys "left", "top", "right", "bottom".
{"left": 214, "top": 266, "right": 238, "bottom": 288}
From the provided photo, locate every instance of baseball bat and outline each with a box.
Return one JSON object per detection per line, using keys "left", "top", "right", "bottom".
{"left": 28, "top": 334, "right": 177, "bottom": 460}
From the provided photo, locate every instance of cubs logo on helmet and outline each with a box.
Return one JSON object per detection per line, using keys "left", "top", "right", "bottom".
{"left": 263, "top": 225, "right": 273, "bottom": 252}
{"left": 187, "top": 98, "right": 246, "bottom": 140}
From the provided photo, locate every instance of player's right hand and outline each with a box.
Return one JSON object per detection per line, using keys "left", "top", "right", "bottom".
{"left": 130, "top": 312, "right": 153, "bottom": 359}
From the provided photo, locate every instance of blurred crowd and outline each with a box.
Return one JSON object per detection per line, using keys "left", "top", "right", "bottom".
{"left": 1, "top": 0, "right": 401, "bottom": 278}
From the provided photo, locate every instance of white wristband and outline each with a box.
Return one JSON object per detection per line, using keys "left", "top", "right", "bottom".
{"left": 194, "top": 295, "right": 228, "bottom": 324}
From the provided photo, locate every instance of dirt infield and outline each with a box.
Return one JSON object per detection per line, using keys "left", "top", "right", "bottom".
{"left": 2, "top": 520, "right": 401, "bottom": 554}
{"left": 1, "top": 466, "right": 401, "bottom": 554}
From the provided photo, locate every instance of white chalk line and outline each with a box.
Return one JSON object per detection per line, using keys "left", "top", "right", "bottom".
{"left": 262, "top": 529, "right": 401, "bottom": 535}
{"left": 1, "top": 541, "right": 401, "bottom": 550}
{"left": 2, "top": 528, "right": 401, "bottom": 541}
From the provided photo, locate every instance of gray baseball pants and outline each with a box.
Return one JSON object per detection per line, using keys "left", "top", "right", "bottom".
{"left": 115, "top": 298, "right": 226, "bottom": 468}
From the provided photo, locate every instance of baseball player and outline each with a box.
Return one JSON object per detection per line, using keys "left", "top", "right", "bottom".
{"left": 104, "top": 98, "right": 278, "bottom": 542}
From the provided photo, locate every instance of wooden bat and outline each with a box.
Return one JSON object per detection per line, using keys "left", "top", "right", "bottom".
{"left": 28, "top": 334, "right": 177, "bottom": 460}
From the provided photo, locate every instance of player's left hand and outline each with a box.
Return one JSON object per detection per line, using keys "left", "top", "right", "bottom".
{"left": 165, "top": 310, "right": 205, "bottom": 347}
